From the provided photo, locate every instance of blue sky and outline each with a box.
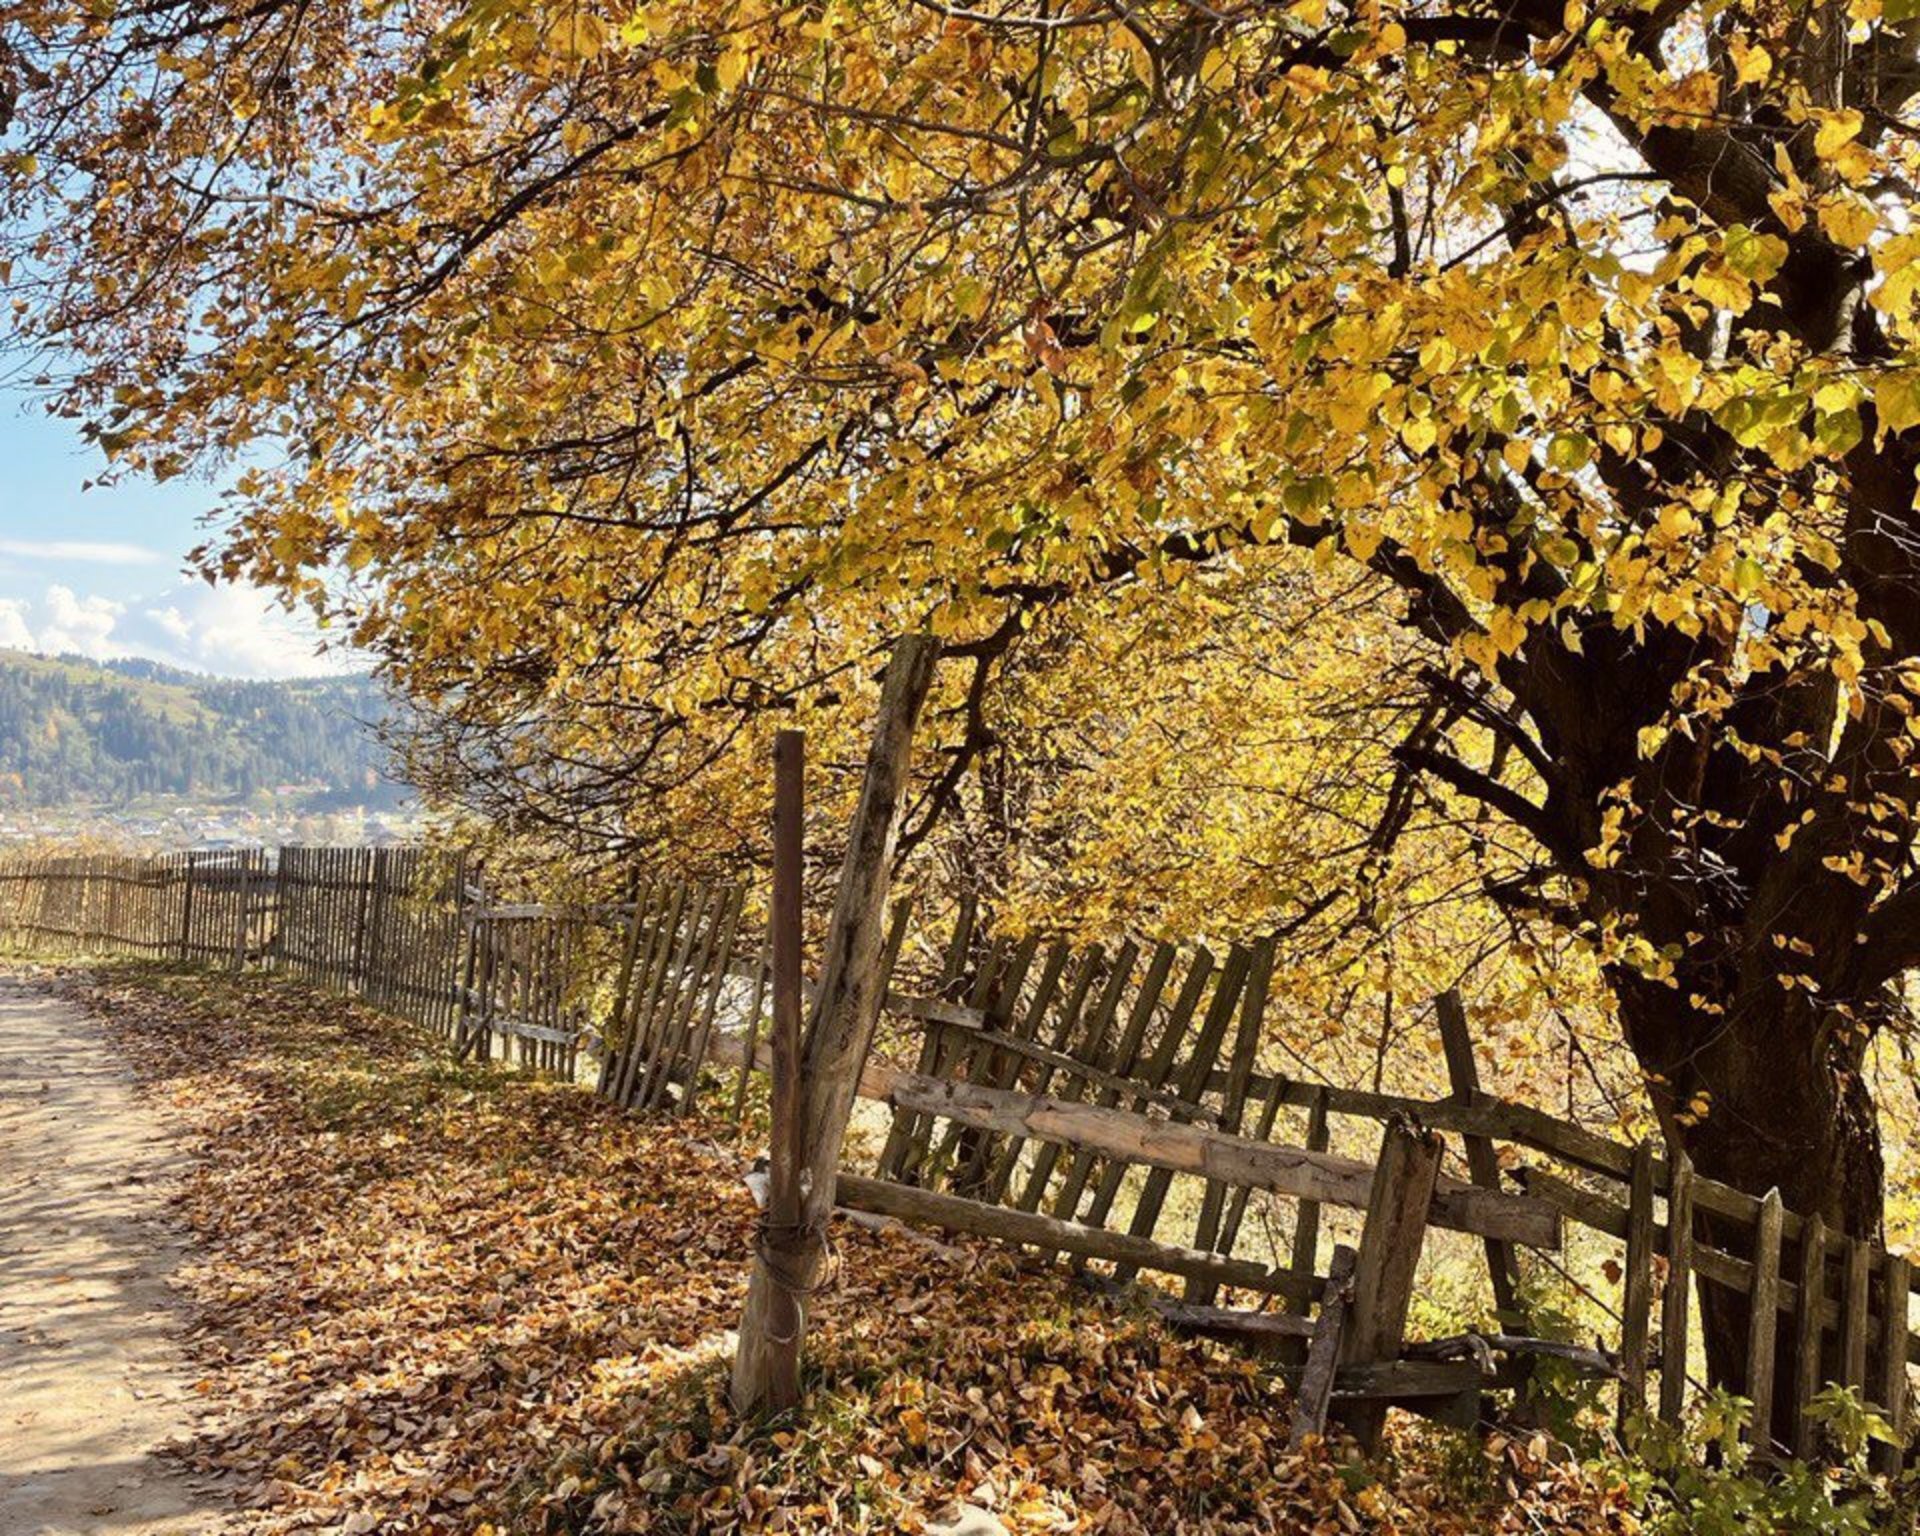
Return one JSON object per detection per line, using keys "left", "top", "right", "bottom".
{"left": 0, "top": 381, "right": 355, "bottom": 679}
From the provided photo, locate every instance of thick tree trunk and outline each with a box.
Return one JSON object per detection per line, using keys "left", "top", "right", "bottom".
{"left": 1612, "top": 970, "right": 1886, "bottom": 1444}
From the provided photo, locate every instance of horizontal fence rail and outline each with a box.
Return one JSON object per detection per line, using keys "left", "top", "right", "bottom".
{"left": 0, "top": 845, "right": 1911, "bottom": 1461}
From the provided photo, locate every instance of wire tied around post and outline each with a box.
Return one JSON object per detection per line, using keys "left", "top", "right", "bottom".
{"left": 753, "top": 1211, "right": 839, "bottom": 1346}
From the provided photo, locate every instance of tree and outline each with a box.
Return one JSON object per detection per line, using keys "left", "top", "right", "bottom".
{"left": 9, "top": 0, "right": 1920, "bottom": 1413}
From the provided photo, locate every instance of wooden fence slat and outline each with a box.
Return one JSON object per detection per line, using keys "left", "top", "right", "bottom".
{"left": 1013, "top": 941, "right": 1143, "bottom": 1214}
{"left": 1115, "top": 944, "right": 1256, "bottom": 1282}
{"left": 1878, "top": 1254, "right": 1911, "bottom": 1475}
{"left": 677, "top": 885, "right": 749, "bottom": 1116}
{"left": 1341, "top": 1119, "right": 1444, "bottom": 1449}
{"left": 983, "top": 943, "right": 1107, "bottom": 1206}
{"left": 1619, "top": 1141, "right": 1657, "bottom": 1431}
{"left": 1072, "top": 945, "right": 1216, "bottom": 1236}
{"left": 875, "top": 897, "right": 976, "bottom": 1180}
{"left": 836, "top": 1172, "right": 1318, "bottom": 1302}
{"left": 1843, "top": 1237, "right": 1872, "bottom": 1394}
{"left": 1186, "top": 938, "right": 1276, "bottom": 1304}
{"left": 1437, "top": 991, "right": 1522, "bottom": 1320}
{"left": 1291, "top": 1244, "right": 1358, "bottom": 1447}
{"left": 1792, "top": 1213, "right": 1829, "bottom": 1459}
{"left": 951, "top": 939, "right": 1074, "bottom": 1197}
{"left": 1746, "top": 1189, "right": 1785, "bottom": 1452}
{"left": 929, "top": 933, "right": 1044, "bottom": 1185}
{"left": 891, "top": 937, "right": 1011, "bottom": 1185}
{"left": 1659, "top": 1151, "right": 1695, "bottom": 1425}
{"left": 732, "top": 934, "right": 771, "bottom": 1124}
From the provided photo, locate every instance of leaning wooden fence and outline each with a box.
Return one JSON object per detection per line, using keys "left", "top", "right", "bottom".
{"left": 0, "top": 845, "right": 1912, "bottom": 1458}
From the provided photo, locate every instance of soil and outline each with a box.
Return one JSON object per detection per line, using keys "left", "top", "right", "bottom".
{"left": 0, "top": 973, "right": 226, "bottom": 1536}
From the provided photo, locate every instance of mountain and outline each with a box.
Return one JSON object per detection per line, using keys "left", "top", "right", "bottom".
{"left": 0, "top": 650, "right": 408, "bottom": 808}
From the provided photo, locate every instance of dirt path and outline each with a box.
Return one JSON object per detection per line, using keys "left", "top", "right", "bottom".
{"left": 0, "top": 973, "right": 226, "bottom": 1536}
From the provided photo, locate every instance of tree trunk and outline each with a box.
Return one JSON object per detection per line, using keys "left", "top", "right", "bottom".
{"left": 1612, "top": 967, "right": 1887, "bottom": 1444}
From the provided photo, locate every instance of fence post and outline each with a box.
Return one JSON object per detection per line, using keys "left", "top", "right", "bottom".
{"left": 1792, "top": 1213, "right": 1829, "bottom": 1458}
{"left": 1876, "top": 1254, "right": 1912, "bottom": 1474}
{"left": 1436, "top": 991, "right": 1523, "bottom": 1322}
{"left": 178, "top": 852, "right": 199, "bottom": 963}
{"left": 268, "top": 847, "right": 291, "bottom": 970}
{"left": 731, "top": 634, "right": 936, "bottom": 1416}
{"left": 1659, "top": 1151, "right": 1695, "bottom": 1424}
{"left": 1339, "top": 1116, "right": 1443, "bottom": 1450}
{"left": 1618, "top": 1140, "right": 1656, "bottom": 1432}
{"left": 1746, "top": 1188, "right": 1785, "bottom": 1451}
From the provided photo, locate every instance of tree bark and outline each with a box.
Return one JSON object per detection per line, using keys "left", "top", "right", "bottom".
{"left": 1610, "top": 961, "right": 1888, "bottom": 1443}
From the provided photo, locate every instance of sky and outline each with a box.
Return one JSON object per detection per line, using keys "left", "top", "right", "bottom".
{"left": 0, "top": 381, "right": 358, "bottom": 680}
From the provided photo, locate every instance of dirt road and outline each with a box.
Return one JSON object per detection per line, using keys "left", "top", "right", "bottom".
{"left": 0, "top": 974, "right": 224, "bottom": 1535}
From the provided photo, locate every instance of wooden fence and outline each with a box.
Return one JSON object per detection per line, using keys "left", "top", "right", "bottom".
{"left": 0, "top": 846, "right": 1912, "bottom": 1460}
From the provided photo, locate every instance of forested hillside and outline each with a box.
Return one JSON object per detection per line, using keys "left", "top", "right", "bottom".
{"left": 0, "top": 651, "right": 403, "bottom": 807}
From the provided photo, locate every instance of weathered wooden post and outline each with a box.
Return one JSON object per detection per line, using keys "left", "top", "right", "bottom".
{"left": 1340, "top": 1115, "right": 1443, "bottom": 1450}
{"left": 730, "top": 634, "right": 937, "bottom": 1415}
{"left": 178, "top": 851, "right": 199, "bottom": 963}
{"left": 1435, "top": 991, "right": 1524, "bottom": 1322}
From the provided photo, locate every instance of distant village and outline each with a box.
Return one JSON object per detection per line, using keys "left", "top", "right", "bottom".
{"left": 0, "top": 787, "right": 428, "bottom": 852}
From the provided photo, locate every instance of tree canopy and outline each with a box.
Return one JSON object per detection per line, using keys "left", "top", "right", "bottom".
{"left": 11, "top": 0, "right": 1920, "bottom": 1397}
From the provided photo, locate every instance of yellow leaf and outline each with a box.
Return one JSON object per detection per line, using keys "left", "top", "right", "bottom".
{"left": 1874, "top": 372, "right": 1920, "bottom": 436}
{"left": 1731, "top": 40, "right": 1772, "bottom": 84}
{"left": 1814, "top": 109, "right": 1864, "bottom": 162}
{"left": 1818, "top": 195, "right": 1877, "bottom": 249}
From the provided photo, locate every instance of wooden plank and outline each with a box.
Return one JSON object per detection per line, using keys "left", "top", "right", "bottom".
{"left": 1329, "top": 1357, "right": 1507, "bottom": 1399}
{"left": 1186, "top": 938, "right": 1275, "bottom": 1305}
{"left": 732, "top": 935, "right": 771, "bottom": 1124}
{"left": 1198, "top": 1069, "right": 1639, "bottom": 1184}
{"left": 984, "top": 944, "right": 1109, "bottom": 1205}
{"left": 1283, "top": 1088, "right": 1331, "bottom": 1322}
{"left": 597, "top": 877, "right": 659, "bottom": 1095}
{"left": 1075, "top": 946, "right": 1217, "bottom": 1235}
{"left": 836, "top": 1173, "right": 1318, "bottom": 1302}
{"left": 612, "top": 879, "right": 689, "bottom": 1105}
{"left": 737, "top": 730, "right": 807, "bottom": 1414}
{"left": 1290, "top": 1244, "right": 1357, "bottom": 1448}
{"left": 1021, "top": 948, "right": 1136, "bottom": 1213}
{"left": 1843, "top": 1237, "right": 1872, "bottom": 1393}
{"left": 1514, "top": 1166, "right": 1854, "bottom": 1329}
{"left": 1215, "top": 1072, "right": 1306, "bottom": 1292}
{"left": 676, "top": 885, "right": 749, "bottom": 1116}
{"left": 1619, "top": 1141, "right": 1656, "bottom": 1432}
{"left": 639, "top": 883, "right": 727, "bottom": 1110}
{"left": 633, "top": 882, "right": 715, "bottom": 1104}
{"left": 1341, "top": 1120, "right": 1443, "bottom": 1449}
{"left": 1746, "top": 1188, "right": 1784, "bottom": 1453}
{"left": 1025, "top": 941, "right": 1169, "bottom": 1217}
{"left": 1437, "top": 990, "right": 1521, "bottom": 1320}
{"left": 882, "top": 1071, "right": 1559, "bottom": 1247}
{"left": 946, "top": 936, "right": 1064, "bottom": 1195}
{"left": 875, "top": 897, "right": 975, "bottom": 1180}
{"left": 734, "top": 635, "right": 936, "bottom": 1415}
{"left": 1877, "top": 1254, "right": 1911, "bottom": 1476}
{"left": 1792, "top": 1212, "right": 1828, "bottom": 1459}
{"left": 1148, "top": 1300, "right": 1317, "bottom": 1346}
{"left": 1115, "top": 944, "right": 1254, "bottom": 1281}
{"left": 895, "top": 938, "right": 1011, "bottom": 1184}
{"left": 1659, "top": 1151, "right": 1695, "bottom": 1425}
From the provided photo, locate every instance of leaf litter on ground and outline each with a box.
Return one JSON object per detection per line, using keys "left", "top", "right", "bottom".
{"left": 57, "top": 968, "right": 1639, "bottom": 1535}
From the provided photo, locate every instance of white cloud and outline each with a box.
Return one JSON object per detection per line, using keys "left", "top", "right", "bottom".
{"left": 0, "top": 539, "right": 169, "bottom": 565}
{"left": 0, "top": 599, "right": 32, "bottom": 651}
{"left": 0, "top": 580, "right": 362, "bottom": 680}
{"left": 38, "top": 585, "right": 122, "bottom": 658}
